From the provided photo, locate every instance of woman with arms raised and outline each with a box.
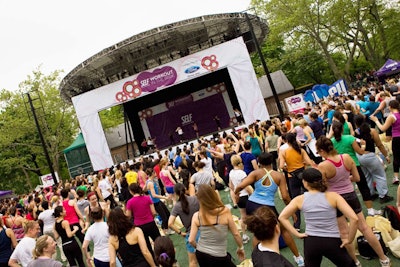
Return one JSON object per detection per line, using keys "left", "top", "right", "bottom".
{"left": 235, "top": 152, "right": 305, "bottom": 267}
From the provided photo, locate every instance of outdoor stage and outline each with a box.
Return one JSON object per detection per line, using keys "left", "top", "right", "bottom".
{"left": 59, "top": 13, "right": 270, "bottom": 170}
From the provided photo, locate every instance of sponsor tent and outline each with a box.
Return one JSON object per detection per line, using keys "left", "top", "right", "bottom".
{"left": 0, "top": 190, "right": 14, "bottom": 199}
{"left": 374, "top": 59, "right": 400, "bottom": 78}
{"left": 63, "top": 133, "right": 93, "bottom": 177}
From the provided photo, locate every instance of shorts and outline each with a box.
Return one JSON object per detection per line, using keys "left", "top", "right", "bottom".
{"left": 246, "top": 200, "right": 278, "bottom": 216}
{"left": 237, "top": 195, "right": 249, "bottom": 209}
{"left": 186, "top": 230, "right": 200, "bottom": 253}
{"left": 336, "top": 191, "right": 362, "bottom": 217}
{"left": 165, "top": 186, "right": 174, "bottom": 194}
{"left": 386, "top": 125, "right": 392, "bottom": 137}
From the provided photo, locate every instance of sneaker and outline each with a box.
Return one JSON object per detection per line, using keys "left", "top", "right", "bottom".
{"left": 293, "top": 255, "right": 305, "bottom": 267}
{"left": 224, "top": 187, "right": 230, "bottom": 192}
{"left": 355, "top": 260, "right": 362, "bottom": 267}
{"left": 379, "top": 195, "right": 394, "bottom": 204}
{"left": 370, "top": 193, "right": 379, "bottom": 201}
{"left": 233, "top": 204, "right": 238, "bottom": 209}
{"left": 165, "top": 229, "right": 175, "bottom": 235}
{"left": 242, "top": 234, "right": 250, "bottom": 244}
{"left": 367, "top": 208, "right": 382, "bottom": 216}
{"left": 380, "top": 256, "right": 391, "bottom": 267}
{"left": 393, "top": 177, "right": 399, "bottom": 185}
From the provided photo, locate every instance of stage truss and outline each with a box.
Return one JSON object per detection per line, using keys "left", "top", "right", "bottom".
{"left": 59, "top": 13, "right": 269, "bottom": 102}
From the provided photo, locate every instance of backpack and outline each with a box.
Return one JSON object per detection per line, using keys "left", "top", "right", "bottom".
{"left": 383, "top": 205, "right": 400, "bottom": 231}
{"left": 357, "top": 232, "right": 387, "bottom": 259}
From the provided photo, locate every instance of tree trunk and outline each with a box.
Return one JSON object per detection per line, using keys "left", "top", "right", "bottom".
{"left": 21, "top": 166, "right": 33, "bottom": 191}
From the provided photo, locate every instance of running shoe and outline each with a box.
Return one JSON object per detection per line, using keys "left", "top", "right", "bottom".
{"left": 293, "top": 255, "right": 305, "bottom": 267}
{"left": 379, "top": 195, "right": 394, "bottom": 204}
{"left": 242, "top": 234, "right": 250, "bottom": 244}
{"left": 380, "top": 257, "right": 391, "bottom": 267}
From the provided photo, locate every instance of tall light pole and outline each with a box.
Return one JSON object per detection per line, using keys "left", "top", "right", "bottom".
{"left": 26, "top": 92, "right": 57, "bottom": 185}
{"left": 244, "top": 12, "right": 285, "bottom": 119}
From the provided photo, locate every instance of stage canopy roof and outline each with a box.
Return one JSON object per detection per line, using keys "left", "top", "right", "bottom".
{"left": 59, "top": 12, "right": 269, "bottom": 103}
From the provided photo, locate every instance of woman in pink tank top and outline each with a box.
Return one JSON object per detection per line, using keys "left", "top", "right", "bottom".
{"left": 316, "top": 136, "right": 390, "bottom": 266}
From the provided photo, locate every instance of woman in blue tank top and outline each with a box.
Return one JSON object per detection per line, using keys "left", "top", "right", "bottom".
{"left": 234, "top": 152, "right": 305, "bottom": 267}
{"left": 279, "top": 168, "right": 358, "bottom": 267}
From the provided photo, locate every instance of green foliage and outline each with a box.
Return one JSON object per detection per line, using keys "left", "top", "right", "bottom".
{"left": 99, "top": 105, "right": 124, "bottom": 130}
{"left": 250, "top": 0, "right": 400, "bottom": 86}
{"left": 0, "top": 68, "right": 79, "bottom": 193}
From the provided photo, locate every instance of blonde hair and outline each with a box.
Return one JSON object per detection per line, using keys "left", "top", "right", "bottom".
{"left": 268, "top": 126, "right": 275, "bottom": 135}
{"left": 197, "top": 184, "right": 225, "bottom": 224}
{"left": 32, "top": 235, "right": 52, "bottom": 259}
{"left": 230, "top": 154, "right": 243, "bottom": 167}
{"left": 180, "top": 151, "right": 187, "bottom": 166}
{"left": 23, "top": 220, "right": 38, "bottom": 234}
{"left": 224, "top": 144, "right": 232, "bottom": 152}
{"left": 298, "top": 119, "right": 308, "bottom": 127}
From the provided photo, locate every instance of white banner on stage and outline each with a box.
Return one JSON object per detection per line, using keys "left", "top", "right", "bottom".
{"left": 72, "top": 37, "right": 269, "bottom": 170}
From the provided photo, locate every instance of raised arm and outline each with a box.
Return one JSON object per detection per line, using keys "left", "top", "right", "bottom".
{"left": 371, "top": 114, "right": 395, "bottom": 132}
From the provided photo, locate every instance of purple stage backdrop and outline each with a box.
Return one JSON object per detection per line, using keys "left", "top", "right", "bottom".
{"left": 144, "top": 93, "right": 230, "bottom": 148}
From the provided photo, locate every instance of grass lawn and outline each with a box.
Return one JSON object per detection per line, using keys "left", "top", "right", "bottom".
{"left": 170, "top": 163, "right": 400, "bottom": 267}
{"left": 60, "top": 161, "right": 400, "bottom": 266}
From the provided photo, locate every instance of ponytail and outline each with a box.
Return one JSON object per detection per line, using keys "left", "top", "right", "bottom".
{"left": 174, "top": 183, "right": 189, "bottom": 214}
{"left": 332, "top": 121, "right": 343, "bottom": 142}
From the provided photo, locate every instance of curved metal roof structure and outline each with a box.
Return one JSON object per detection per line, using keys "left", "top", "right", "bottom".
{"left": 59, "top": 12, "right": 269, "bottom": 102}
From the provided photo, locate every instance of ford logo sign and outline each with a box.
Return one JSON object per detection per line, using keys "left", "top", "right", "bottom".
{"left": 184, "top": 66, "right": 200, "bottom": 74}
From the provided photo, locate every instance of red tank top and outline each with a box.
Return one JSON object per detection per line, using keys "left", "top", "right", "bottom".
{"left": 62, "top": 200, "right": 79, "bottom": 225}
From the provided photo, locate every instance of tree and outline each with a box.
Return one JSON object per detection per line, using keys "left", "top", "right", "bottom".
{"left": 250, "top": 0, "right": 400, "bottom": 83}
{"left": 0, "top": 68, "right": 79, "bottom": 193}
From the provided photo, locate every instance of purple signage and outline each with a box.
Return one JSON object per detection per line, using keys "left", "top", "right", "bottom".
{"left": 137, "top": 66, "right": 177, "bottom": 93}
{"left": 287, "top": 97, "right": 302, "bottom": 105}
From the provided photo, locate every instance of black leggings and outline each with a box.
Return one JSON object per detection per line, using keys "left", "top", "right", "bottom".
{"left": 304, "top": 236, "right": 355, "bottom": 267}
{"left": 356, "top": 166, "right": 372, "bottom": 201}
{"left": 154, "top": 201, "right": 170, "bottom": 230}
{"left": 392, "top": 137, "right": 400, "bottom": 173}
{"left": 138, "top": 221, "right": 160, "bottom": 257}
{"left": 70, "top": 223, "right": 84, "bottom": 244}
{"left": 63, "top": 240, "right": 85, "bottom": 267}
{"left": 196, "top": 250, "right": 235, "bottom": 267}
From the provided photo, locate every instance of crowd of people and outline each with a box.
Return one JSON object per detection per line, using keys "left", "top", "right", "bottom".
{"left": 1, "top": 77, "right": 400, "bottom": 267}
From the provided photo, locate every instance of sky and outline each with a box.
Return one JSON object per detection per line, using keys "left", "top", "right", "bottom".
{"left": 0, "top": 0, "right": 251, "bottom": 91}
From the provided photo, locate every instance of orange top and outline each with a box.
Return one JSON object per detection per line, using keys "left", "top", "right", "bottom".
{"left": 285, "top": 120, "right": 291, "bottom": 130}
{"left": 284, "top": 147, "right": 304, "bottom": 174}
